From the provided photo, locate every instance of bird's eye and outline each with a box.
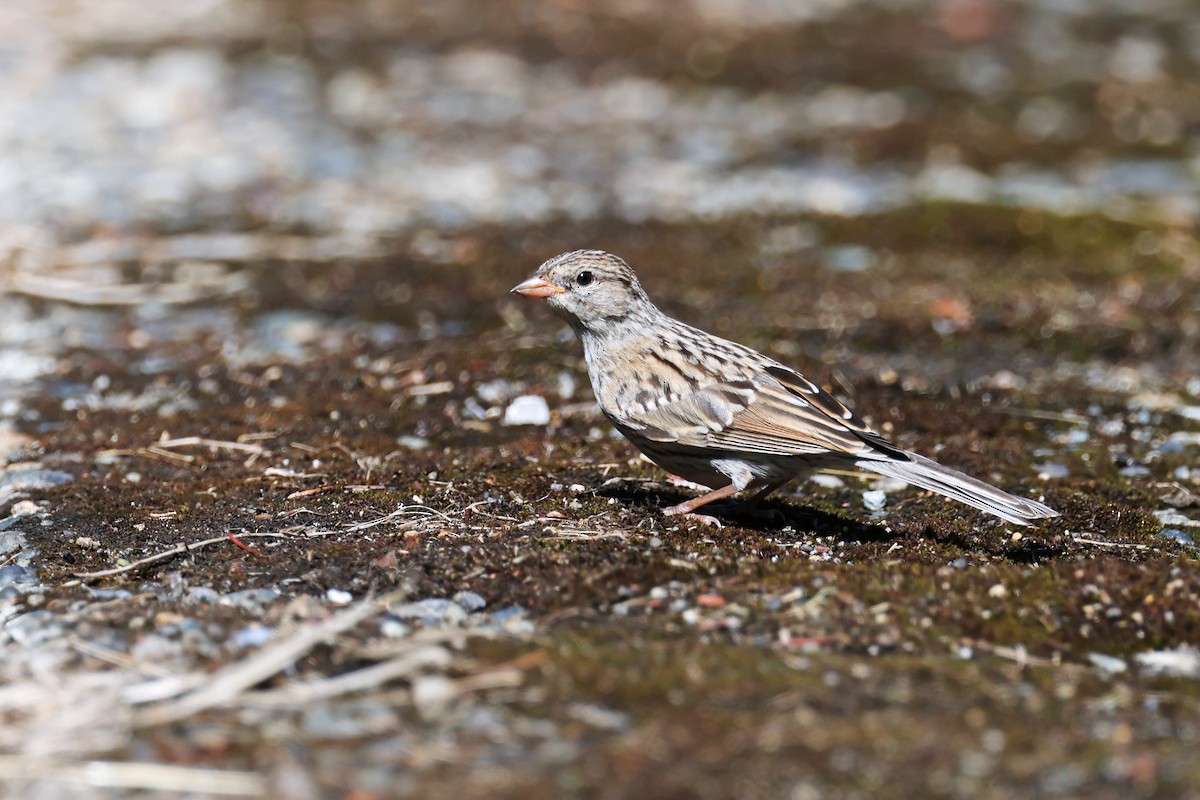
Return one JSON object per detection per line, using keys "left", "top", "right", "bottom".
{"left": 575, "top": 270, "right": 594, "bottom": 287}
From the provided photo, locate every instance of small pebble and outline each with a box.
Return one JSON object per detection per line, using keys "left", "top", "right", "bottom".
{"left": 1135, "top": 648, "right": 1200, "bottom": 678}
{"left": 392, "top": 598, "right": 468, "bottom": 626}
{"left": 452, "top": 590, "right": 487, "bottom": 612}
{"left": 862, "top": 489, "right": 887, "bottom": 511}
{"left": 380, "top": 616, "right": 411, "bottom": 638}
{"left": 503, "top": 395, "right": 551, "bottom": 426}
{"left": 1158, "top": 529, "right": 1195, "bottom": 546}
{"left": 229, "top": 624, "right": 274, "bottom": 650}
{"left": 326, "top": 589, "right": 354, "bottom": 605}
{"left": 411, "top": 674, "right": 458, "bottom": 717}
{"left": 1036, "top": 462, "right": 1070, "bottom": 479}
{"left": 185, "top": 586, "right": 221, "bottom": 604}
{"left": 810, "top": 474, "right": 845, "bottom": 489}
{"left": 223, "top": 588, "right": 282, "bottom": 610}
{"left": 0, "top": 563, "right": 36, "bottom": 590}
{"left": 0, "top": 530, "right": 27, "bottom": 555}
{"left": 1153, "top": 510, "right": 1200, "bottom": 528}
{"left": 1088, "top": 653, "right": 1128, "bottom": 674}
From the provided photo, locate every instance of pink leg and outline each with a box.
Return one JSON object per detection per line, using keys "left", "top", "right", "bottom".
{"left": 662, "top": 483, "right": 740, "bottom": 516}
{"left": 742, "top": 478, "right": 793, "bottom": 508}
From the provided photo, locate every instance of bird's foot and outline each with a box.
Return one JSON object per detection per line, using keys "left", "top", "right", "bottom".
{"left": 662, "top": 506, "right": 724, "bottom": 528}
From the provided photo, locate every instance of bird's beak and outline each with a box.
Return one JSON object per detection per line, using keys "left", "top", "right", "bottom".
{"left": 510, "top": 275, "right": 566, "bottom": 298}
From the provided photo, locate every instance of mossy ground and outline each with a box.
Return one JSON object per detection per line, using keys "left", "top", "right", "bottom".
{"left": 11, "top": 208, "right": 1200, "bottom": 797}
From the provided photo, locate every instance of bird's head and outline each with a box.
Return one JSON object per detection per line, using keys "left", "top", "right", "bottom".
{"left": 511, "top": 250, "right": 654, "bottom": 334}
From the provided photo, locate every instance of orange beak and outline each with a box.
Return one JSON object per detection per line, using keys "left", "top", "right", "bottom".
{"left": 510, "top": 275, "right": 566, "bottom": 298}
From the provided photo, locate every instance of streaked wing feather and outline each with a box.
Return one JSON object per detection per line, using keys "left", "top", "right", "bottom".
{"left": 764, "top": 365, "right": 909, "bottom": 459}
{"left": 705, "top": 382, "right": 871, "bottom": 455}
{"left": 613, "top": 358, "right": 897, "bottom": 458}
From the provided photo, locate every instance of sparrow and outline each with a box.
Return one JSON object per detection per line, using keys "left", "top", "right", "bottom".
{"left": 511, "top": 249, "right": 1058, "bottom": 526}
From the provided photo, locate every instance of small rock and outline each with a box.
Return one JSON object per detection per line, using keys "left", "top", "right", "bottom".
{"left": 503, "top": 395, "right": 551, "bottom": 426}
{"left": 1157, "top": 529, "right": 1195, "bottom": 547}
{"left": 223, "top": 588, "right": 282, "bottom": 610}
{"left": 1160, "top": 431, "right": 1200, "bottom": 453}
{"left": 7, "top": 500, "right": 39, "bottom": 517}
{"left": 862, "top": 489, "right": 887, "bottom": 511}
{"left": 568, "top": 703, "right": 630, "bottom": 731}
{"left": 326, "top": 589, "right": 353, "bottom": 605}
{"left": 0, "top": 563, "right": 36, "bottom": 589}
{"left": 396, "top": 435, "right": 429, "bottom": 450}
{"left": 131, "top": 634, "right": 184, "bottom": 663}
{"left": 823, "top": 244, "right": 875, "bottom": 272}
{"left": 185, "top": 586, "right": 221, "bottom": 604}
{"left": 1135, "top": 648, "right": 1200, "bottom": 678}
{"left": 1088, "top": 653, "right": 1128, "bottom": 674}
{"left": 987, "top": 584, "right": 1008, "bottom": 599}
{"left": 490, "top": 605, "right": 526, "bottom": 624}
{"left": 411, "top": 674, "right": 458, "bottom": 717}
{"left": 1153, "top": 510, "right": 1200, "bottom": 528}
{"left": 0, "top": 530, "right": 27, "bottom": 555}
{"left": 391, "top": 598, "right": 468, "bottom": 626}
{"left": 810, "top": 474, "right": 845, "bottom": 489}
{"left": 696, "top": 593, "right": 725, "bottom": 607}
{"left": 1036, "top": 462, "right": 1070, "bottom": 479}
{"left": 229, "top": 624, "right": 274, "bottom": 650}
{"left": 556, "top": 371, "right": 576, "bottom": 399}
{"left": 0, "top": 467, "right": 74, "bottom": 504}
{"left": 87, "top": 587, "right": 134, "bottom": 601}
{"left": 872, "top": 477, "right": 909, "bottom": 493}
{"left": 452, "top": 590, "right": 487, "bottom": 612}
{"left": 476, "top": 379, "right": 517, "bottom": 405}
{"left": 4, "top": 610, "right": 66, "bottom": 646}
{"left": 380, "top": 616, "right": 411, "bottom": 638}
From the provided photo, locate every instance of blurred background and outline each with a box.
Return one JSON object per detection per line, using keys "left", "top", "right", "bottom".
{"left": 2, "top": 0, "right": 1198, "bottom": 399}
{"left": 2, "top": 0, "right": 1198, "bottom": 246}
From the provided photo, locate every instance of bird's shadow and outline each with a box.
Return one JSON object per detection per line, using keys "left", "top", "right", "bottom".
{"left": 596, "top": 479, "right": 1071, "bottom": 560}
{"left": 596, "top": 480, "right": 897, "bottom": 544}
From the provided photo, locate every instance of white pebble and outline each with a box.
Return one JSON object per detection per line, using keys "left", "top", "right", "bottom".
{"left": 412, "top": 674, "right": 459, "bottom": 717}
{"left": 810, "top": 474, "right": 844, "bottom": 489}
{"left": 503, "top": 395, "right": 551, "bottom": 426}
{"left": 862, "top": 489, "right": 887, "bottom": 511}
{"left": 326, "top": 589, "right": 353, "bottom": 605}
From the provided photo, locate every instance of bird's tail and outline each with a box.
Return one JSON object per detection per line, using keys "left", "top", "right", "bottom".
{"left": 856, "top": 451, "right": 1058, "bottom": 526}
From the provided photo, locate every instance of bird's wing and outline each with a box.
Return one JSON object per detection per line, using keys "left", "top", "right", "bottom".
{"left": 612, "top": 354, "right": 906, "bottom": 460}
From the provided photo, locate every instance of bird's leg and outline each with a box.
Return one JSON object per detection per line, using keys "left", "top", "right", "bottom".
{"left": 740, "top": 478, "right": 793, "bottom": 510}
{"left": 662, "top": 483, "right": 740, "bottom": 516}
